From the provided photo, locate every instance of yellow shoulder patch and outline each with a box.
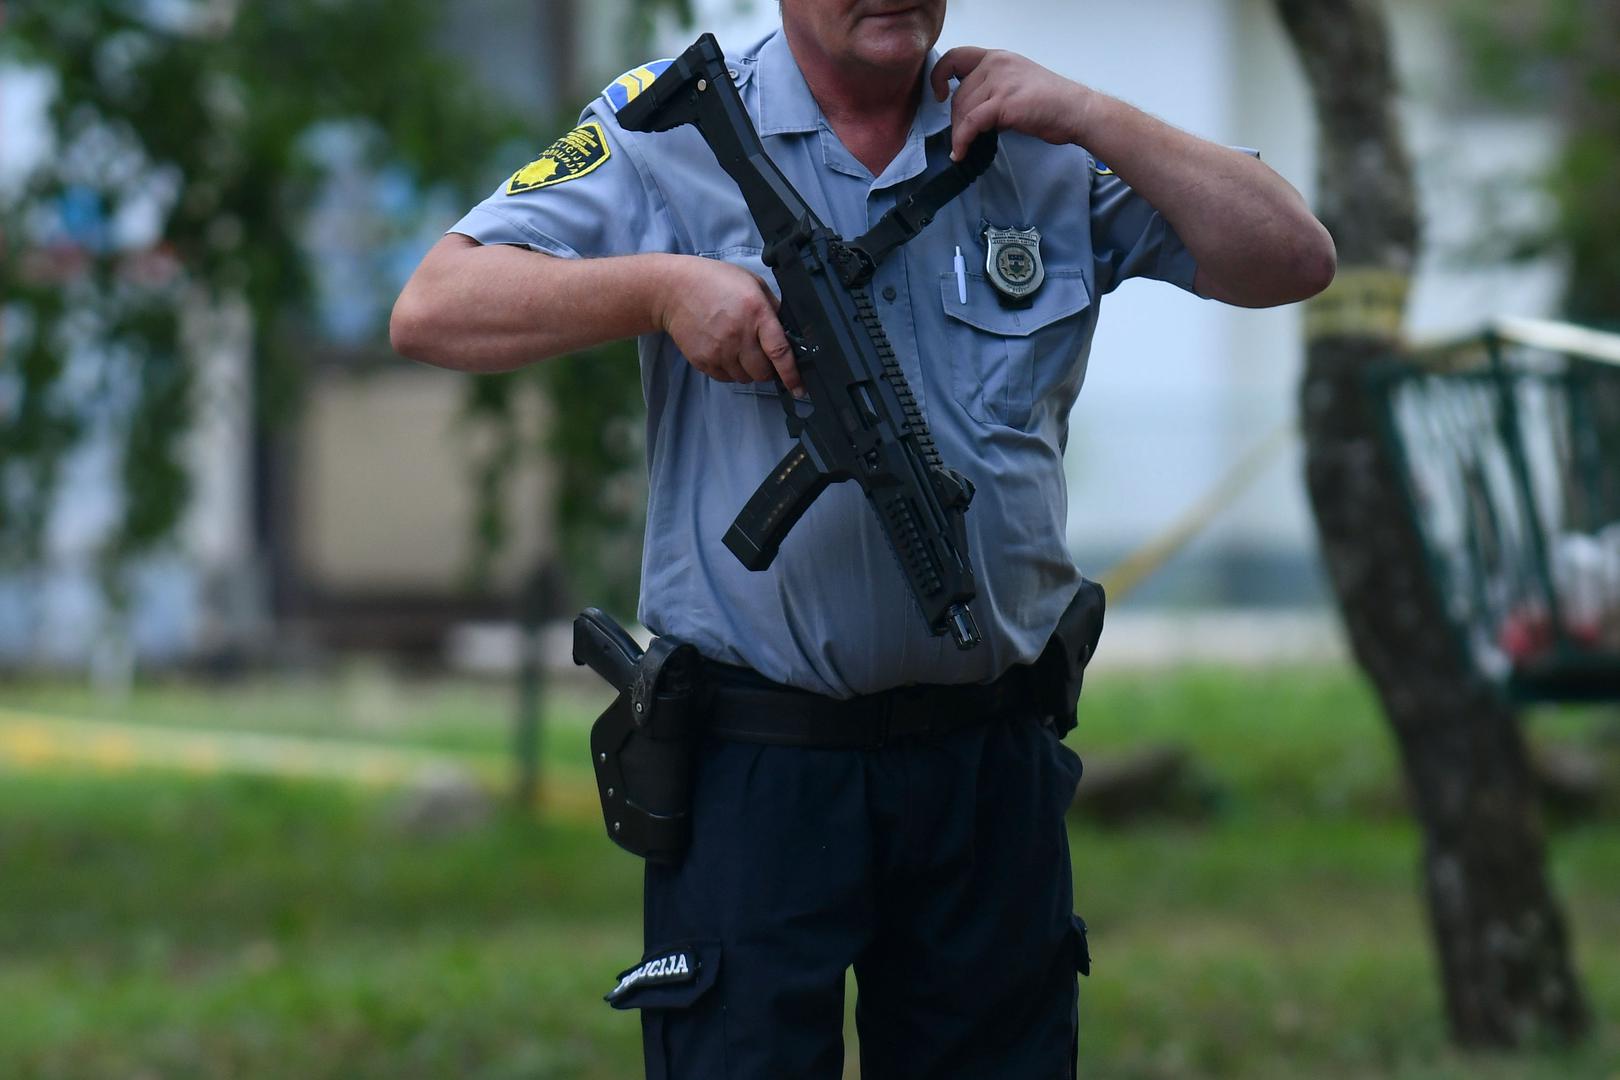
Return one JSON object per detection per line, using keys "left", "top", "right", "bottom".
{"left": 506, "top": 122, "right": 611, "bottom": 195}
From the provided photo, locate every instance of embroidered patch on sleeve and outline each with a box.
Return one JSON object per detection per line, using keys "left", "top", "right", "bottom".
{"left": 1091, "top": 158, "right": 1115, "bottom": 176}
{"left": 505, "top": 122, "right": 611, "bottom": 195}
{"left": 601, "top": 59, "right": 674, "bottom": 114}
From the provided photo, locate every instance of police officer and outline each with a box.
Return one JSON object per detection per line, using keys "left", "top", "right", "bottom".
{"left": 394, "top": 1, "right": 1333, "bottom": 1075}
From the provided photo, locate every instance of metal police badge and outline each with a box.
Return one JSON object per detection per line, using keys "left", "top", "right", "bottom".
{"left": 982, "top": 224, "right": 1045, "bottom": 303}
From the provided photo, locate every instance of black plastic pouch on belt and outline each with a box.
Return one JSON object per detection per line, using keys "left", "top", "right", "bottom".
{"left": 572, "top": 608, "right": 701, "bottom": 864}
{"left": 1032, "top": 577, "right": 1107, "bottom": 737}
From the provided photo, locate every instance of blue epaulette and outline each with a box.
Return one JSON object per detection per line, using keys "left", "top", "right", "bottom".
{"left": 601, "top": 59, "right": 675, "bottom": 114}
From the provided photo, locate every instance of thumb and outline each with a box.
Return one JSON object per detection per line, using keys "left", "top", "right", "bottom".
{"left": 953, "top": 101, "right": 997, "bottom": 163}
{"left": 931, "top": 46, "right": 987, "bottom": 101}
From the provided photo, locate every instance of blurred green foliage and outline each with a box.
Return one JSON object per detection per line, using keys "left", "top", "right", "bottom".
{"left": 0, "top": 0, "right": 650, "bottom": 617}
{"left": 0, "top": 0, "right": 510, "bottom": 565}
{"left": 1456, "top": 0, "right": 1620, "bottom": 326}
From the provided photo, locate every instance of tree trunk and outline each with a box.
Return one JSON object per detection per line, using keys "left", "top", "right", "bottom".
{"left": 1273, "top": 0, "right": 1589, "bottom": 1047}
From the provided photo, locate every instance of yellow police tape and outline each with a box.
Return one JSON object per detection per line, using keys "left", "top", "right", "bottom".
{"left": 0, "top": 705, "right": 600, "bottom": 819}
{"left": 1097, "top": 420, "right": 1297, "bottom": 604}
{"left": 1303, "top": 268, "right": 1410, "bottom": 342}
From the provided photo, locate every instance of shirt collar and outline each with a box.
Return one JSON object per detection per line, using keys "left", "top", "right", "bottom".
{"left": 756, "top": 29, "right": 822, "bottom": 136}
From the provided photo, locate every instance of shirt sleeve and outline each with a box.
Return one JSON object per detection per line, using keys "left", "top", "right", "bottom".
{"left": 447, "top": 102, "right": 678, "bottom": 259}
{"left": 1088, "top": 146, "right": 1261, "bottom": 296}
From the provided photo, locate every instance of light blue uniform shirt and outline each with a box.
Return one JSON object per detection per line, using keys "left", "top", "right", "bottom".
{"left": 451, "top": 29, "right": 1212, "bottom": 697}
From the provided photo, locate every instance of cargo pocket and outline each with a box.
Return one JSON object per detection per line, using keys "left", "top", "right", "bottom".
{"left": 605, "top": 941, "right": 725, "bottom": 1080}
{"left": 939, "top": 269, "right": 1091, "bottom": 429}
{"left": 1070, "top": 914, "right": 1091, "bottom": 977}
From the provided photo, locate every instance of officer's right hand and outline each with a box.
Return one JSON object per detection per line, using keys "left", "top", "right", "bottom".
{"left": 656, "top": 256, "right": 803, "bottom": 395}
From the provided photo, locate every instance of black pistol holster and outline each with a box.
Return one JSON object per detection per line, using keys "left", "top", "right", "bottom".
{"left": 573, "top": 608, "right": 701, "bottom": 864}
{"left": 1032, "top": 577, "right": 1107, "bottom": 737}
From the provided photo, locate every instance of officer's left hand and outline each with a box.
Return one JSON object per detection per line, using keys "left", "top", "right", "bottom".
{"left": 930, "top": 48, "right": 1093, "bottom": 164}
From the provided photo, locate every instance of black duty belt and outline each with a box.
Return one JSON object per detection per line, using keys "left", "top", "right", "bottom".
{"left": 700, "top": 660, "right": 1041, "bottom": 750}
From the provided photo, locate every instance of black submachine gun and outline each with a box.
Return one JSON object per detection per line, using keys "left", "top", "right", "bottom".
{"left": 619, "top": 33, "right": 998, "bottom": 648}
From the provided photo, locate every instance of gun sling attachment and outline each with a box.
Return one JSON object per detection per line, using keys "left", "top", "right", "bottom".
{"left": 618, "top": 33, "right": 999, "bottom": 650}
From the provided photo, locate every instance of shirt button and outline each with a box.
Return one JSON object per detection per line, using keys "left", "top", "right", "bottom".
{"left": 882, "top": 286, "right": 898, "bottom": 302}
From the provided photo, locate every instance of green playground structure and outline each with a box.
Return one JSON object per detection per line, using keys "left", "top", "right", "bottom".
{"left": 1373, "top": 317, "right": 1620, "bottom": 702}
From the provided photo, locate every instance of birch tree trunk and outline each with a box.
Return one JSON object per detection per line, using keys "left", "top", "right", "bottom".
{"left": 1272, "top": 0, "right": 1589, "bottom": 1047}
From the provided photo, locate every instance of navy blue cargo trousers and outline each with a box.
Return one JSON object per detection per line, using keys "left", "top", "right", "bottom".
{"left": 605, "top": 701, "right": 1089, "bottom": 1079}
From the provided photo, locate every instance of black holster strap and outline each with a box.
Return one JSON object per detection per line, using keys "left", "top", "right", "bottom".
{"left": 632, "top": 634, "right": 700, "bottom": 741}
{"left": 701, "top": 662, "right": 1040, "bottom": 750}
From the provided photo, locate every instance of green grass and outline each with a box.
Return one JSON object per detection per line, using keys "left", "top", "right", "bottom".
{"left": 1, "top": 666, "right": 1617, "bottom": 1078}
{"left": 0, "top": 774, "right": 644, "bottom": 1079}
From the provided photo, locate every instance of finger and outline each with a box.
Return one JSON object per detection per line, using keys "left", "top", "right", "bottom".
{"left": 931, "top": 46, "right": 988, "bottom": 101}
{"left": 954, "top": 97, "right": 1000, "bottom": 162}
{"left": 698, "top": 359, "right": 734, "bottom": 383}
{"left": 755, "top": 277, "right": 782, "bottom": 311}
{"left": 949, "top": 71, "right": 991, "bottom": 135}
{"left": 716, "top": 348, "right": 753, "bottom": 382}
{"left": 737, "top": 336, "right": 774, "bottom": 384}
{"left": 740, "top": 288, "right": 784, "bottom": 384}
{"left": 950, "top": 61, "right": 994, "bottom": 113}
{"left": 758, "top": 316, "right": 803, "bottom": 396}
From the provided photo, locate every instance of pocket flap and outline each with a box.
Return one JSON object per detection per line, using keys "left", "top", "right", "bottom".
{"left": 604, "top": 941, "right": 721, "bottom": 1010}
{"left": 939, "top": 269, "right": 1091, "bottom": 336}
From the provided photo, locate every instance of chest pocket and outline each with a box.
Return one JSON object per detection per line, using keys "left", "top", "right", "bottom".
{"left": 938, "top": 268, "right": 1092, "bottom": 429}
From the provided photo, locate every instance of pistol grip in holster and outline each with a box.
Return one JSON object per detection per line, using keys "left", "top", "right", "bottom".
{"left": 1034, "top": 578, "right": 1107, "bottom": 737}
{"left": 573, "top": 609, "right": 702, "bottom": 865}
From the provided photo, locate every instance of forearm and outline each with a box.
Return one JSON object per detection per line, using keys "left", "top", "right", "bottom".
{"left": 1074, "top": 93, "right": 1335, "bottom": 307}
{"left": 390, "top": 234, "right": 680, "bottom": 372}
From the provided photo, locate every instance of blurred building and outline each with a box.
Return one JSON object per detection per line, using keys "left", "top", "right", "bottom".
{"left": 0, "top": 0, "right": 1567, "bottom": 669}
{"left": 0, "top": 0, "right": 629, "bottom": 669}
